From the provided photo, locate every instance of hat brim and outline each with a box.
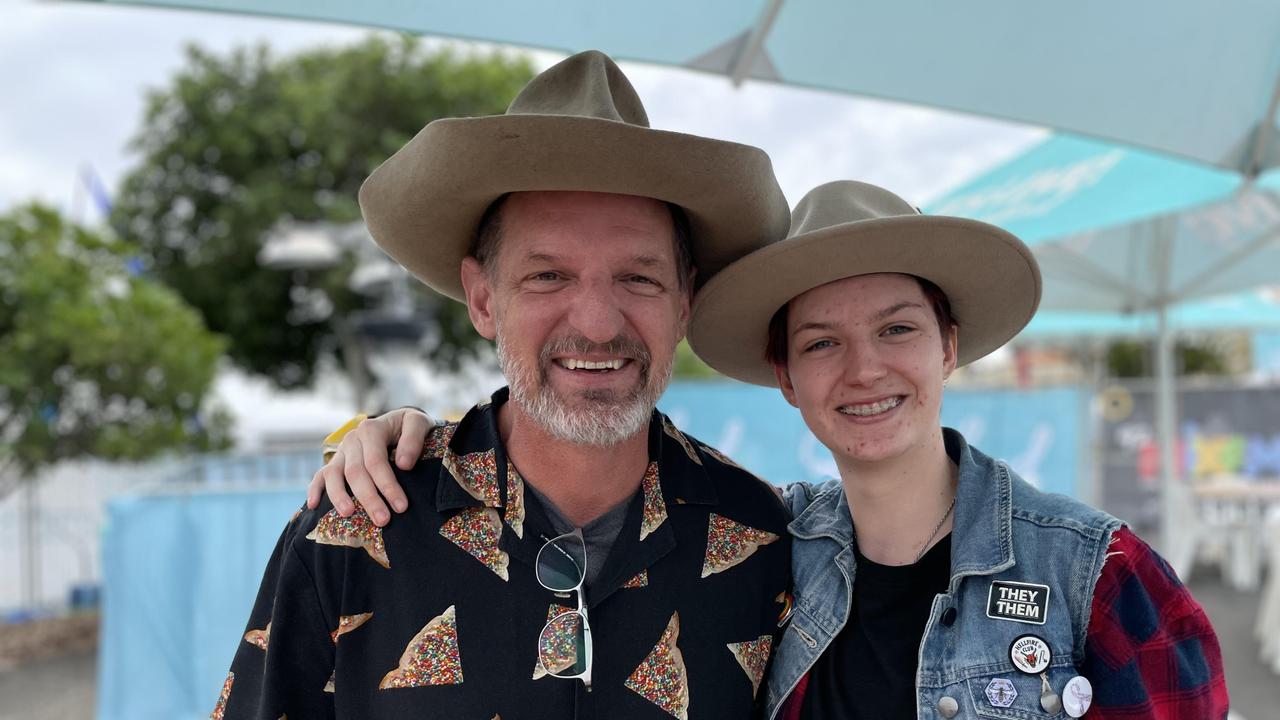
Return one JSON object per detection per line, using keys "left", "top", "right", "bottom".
{"left": 359, "top": 114, "right": 790, "bottom": 301}
{"left": 688, "top": 215, "right": 1042, "bottom": 387}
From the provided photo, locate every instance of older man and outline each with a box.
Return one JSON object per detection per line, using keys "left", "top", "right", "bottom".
{"left": 219, "top": 51, "right": 793, "bottom": 720}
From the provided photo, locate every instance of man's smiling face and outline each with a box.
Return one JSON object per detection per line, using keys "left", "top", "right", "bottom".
{"left": 461, "top": 191, "right": 691, "bottom": 446}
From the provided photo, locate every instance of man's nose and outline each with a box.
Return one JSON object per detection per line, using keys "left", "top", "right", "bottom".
{"left": 566, "top": 279, "right": 626, "bottom": 344}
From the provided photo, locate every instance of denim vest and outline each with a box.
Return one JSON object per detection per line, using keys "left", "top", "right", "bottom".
{"left": 763, "top": 429, "right": 1122, "bottom": 720}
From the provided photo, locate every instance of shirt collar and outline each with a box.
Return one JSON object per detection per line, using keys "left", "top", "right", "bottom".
{"left": 788, "top": 484, "right": 852, "bottom": 544}
{"left": 434, "top": 387, "right": 719, "bottom": 514}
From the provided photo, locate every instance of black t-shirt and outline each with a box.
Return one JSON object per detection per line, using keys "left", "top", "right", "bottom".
{"left": 799, "top": 533, "right": 952, "bottom": 720}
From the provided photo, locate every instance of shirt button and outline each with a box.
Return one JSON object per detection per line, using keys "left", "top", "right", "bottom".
{"left": 936, "top": 696, "right": 960, "bottom": 718}
{"left": 941, "top": 607, "right": 957, "bottom": 626}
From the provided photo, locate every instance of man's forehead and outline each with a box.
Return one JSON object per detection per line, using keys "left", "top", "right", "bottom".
{"left": 499, "top": 191, "right": 678, "bottom": 257}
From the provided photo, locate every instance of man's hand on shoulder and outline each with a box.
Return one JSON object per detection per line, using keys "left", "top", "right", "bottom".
{"left": 306, "top": 407, "right": 435, "bottom": 526}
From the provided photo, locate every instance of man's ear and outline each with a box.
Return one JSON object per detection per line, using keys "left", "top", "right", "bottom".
{"left": 460, "top": 256, "right": 497, "bottom": 340}
{"left": 773, "top": 362, "right": 800, "bottom": 408}
{"left": 675, "top": 280, "right": 693, "bottom": 341}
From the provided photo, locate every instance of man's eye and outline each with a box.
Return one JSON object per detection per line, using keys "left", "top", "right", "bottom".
{"left": 531, "top": 271, "right": 562, "bottom": 282}
{"left": 627, "top": 275, "right": 659, "bottom": 285}
{"left": 885, "top": 325, "right": 914, "bottom": 336}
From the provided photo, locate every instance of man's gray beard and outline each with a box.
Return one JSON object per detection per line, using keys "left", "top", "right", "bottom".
{"left": 496, "top": 330, "right": 672, "bottom": 447}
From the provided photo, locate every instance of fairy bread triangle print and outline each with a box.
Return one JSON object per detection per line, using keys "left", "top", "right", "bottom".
{"left": 701, "top": 513, "right": 778, "bottom": 578}
{"left": 242, "top": 622, "right": 271, "bottom": 651}
{"left": 210, "top": 672, "right": 233, "bottom": 719}
{"left": 440, "top": 507, "right": 510, "bottom": 580}
{"left": 442, "top": 448, "right": 501, "bottom": 507}
{"left": 625, "top": 612, "right": 689, "bottom": 720}
{"left": 727, "top": 635, "right": 773, "bottom": 698}
{"left": 504, "top": 461, "right": 526, "bottom": 539}
{"left": 639, "top": 462, "right": 667, "bottom": 541}
{"left": 421, "top": 422, "right": 458, "bottom": 460}
{"left": 306, "top": 504, "right": 390, "bottom": 568}
{"left": 380, "top": 605, "right": 464, "bottom": 689}
{"left": 622, "top": 568, "right": 649, "bottom": 589}
{"left": 331, "top": 613, "right": 373, "bottom": 643}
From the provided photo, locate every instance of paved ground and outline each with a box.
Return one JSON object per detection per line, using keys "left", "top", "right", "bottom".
{"left": 0, "top": 651, "right": 95, "bottom": 720}
{"left": 0, "top": 572, "right": 1273, "bottom": 719}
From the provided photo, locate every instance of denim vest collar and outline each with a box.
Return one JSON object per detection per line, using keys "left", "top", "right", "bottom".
{"left": 787, "top": 428, "right": 1014, "bottom": 580}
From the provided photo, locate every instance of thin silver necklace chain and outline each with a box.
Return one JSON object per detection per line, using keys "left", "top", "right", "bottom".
{"left": 915, "top": 495, "right": 957, "bottom": 563}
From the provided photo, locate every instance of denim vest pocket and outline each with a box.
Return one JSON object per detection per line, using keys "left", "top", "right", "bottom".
{"left": 963, "top": 663, "right": 1073, "bottom": 720}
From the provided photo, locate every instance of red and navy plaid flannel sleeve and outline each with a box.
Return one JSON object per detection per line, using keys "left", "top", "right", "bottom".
{"left": 1082, "top": 526, "right": 1229, "bottom": 719}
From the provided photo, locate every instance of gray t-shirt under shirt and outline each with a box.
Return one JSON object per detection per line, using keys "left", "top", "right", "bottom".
{"left": 524, "top": 480, "right": 631, "bottom": 590}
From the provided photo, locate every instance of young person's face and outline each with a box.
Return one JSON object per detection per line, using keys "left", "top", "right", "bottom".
{"left": 774, "top": 273, "right": 957, "bottom": 469}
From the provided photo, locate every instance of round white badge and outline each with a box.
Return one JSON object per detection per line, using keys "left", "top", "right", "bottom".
{"left": 1062, "top": 675, "right": 1093, "bottom": 718}
{"left": 1008, "top": 634, "right": 1052, "bottom": 674}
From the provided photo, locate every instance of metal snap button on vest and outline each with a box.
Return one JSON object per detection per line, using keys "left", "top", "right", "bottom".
{"left": 936, "top": 696, "right": 960, "bottom": 718}
{"left": 941, "top": 607, "right": 957, "bottom": 626}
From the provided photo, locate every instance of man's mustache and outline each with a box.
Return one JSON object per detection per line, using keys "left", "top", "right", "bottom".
{"left": 539, "top": 335, "right": 652, "bottom": 373}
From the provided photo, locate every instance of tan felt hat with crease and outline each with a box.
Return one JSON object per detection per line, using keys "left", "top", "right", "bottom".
{"left": 689, "top": 180, "right": 1042, "bottom": 387}
{"left": 359, "top": 50, "right": 791, "bottom": 301}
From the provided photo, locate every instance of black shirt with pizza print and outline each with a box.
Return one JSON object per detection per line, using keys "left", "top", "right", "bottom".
{"left": 218, "top": 387, "right": 792, "bottom": 720}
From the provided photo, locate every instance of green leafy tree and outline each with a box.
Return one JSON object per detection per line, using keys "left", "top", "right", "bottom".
{"left": 1105, "top": 338, "right": 1230, "bottom": 378}
{"left": 111, "top": 37, "right": 535, "bottom": 390}
{"left": 0, "top": 204, "right": 229, "bottom": 498}
{"left": 673, "top": 339, "right": 721, "bottom": 379}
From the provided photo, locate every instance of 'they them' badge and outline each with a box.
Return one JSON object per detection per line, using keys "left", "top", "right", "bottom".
{"left": 987, "top": 581, "right": 1050, "bottom": 625}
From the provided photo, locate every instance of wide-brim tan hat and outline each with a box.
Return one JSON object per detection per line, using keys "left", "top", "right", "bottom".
{"left": 359, "top": 50, "right": 790, "bottom": 301}
{"left": 689, "top": 180, "right": 1042, "bottom": 387}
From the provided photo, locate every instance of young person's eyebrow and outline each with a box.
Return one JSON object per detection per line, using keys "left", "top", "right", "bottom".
{"left": 872, "top": 301, "right": 925, "bottom": 322}
{"left": 790, "top": 321, "right": 835, "bottom": 337}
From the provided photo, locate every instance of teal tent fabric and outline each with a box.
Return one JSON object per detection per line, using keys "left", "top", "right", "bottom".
{"left": 929, "top": 134, "right": 1280, "bottom": 318}
{"left": 83, "top": 0, "right": 1280, "bottom": 174}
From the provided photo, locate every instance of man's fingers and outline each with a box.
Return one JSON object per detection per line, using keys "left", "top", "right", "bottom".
{"left": 364, "top": 440, "right": 410, "bottom": 515}
{"left": 394, "top": 411, "right": 434, "bottom": 470}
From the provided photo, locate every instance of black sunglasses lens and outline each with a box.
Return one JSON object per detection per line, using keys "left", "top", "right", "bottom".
{"left": 537, "top": 533, "right": 586, "bottom": 592}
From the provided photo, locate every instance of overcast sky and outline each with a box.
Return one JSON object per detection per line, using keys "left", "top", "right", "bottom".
{"left": 1, "top": 0, "right": 1046, "bottom": 222}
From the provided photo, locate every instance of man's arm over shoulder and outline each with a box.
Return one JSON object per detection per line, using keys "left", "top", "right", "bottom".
{"left": 219, "top": 507, "right": 338, "bottom": 720}
{"left": 1082, "top": 526, "right": 1229, "bottom": 719}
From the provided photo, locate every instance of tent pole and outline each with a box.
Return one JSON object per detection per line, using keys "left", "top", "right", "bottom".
{"left": 730, "top": 0, "right": 785, "bottom": 86}
{"left": 1246, "top": 69, "right": 1280, "bottom": 179}
{"left": 1155, "top": 303, "right": 1179, "bottom": 561}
